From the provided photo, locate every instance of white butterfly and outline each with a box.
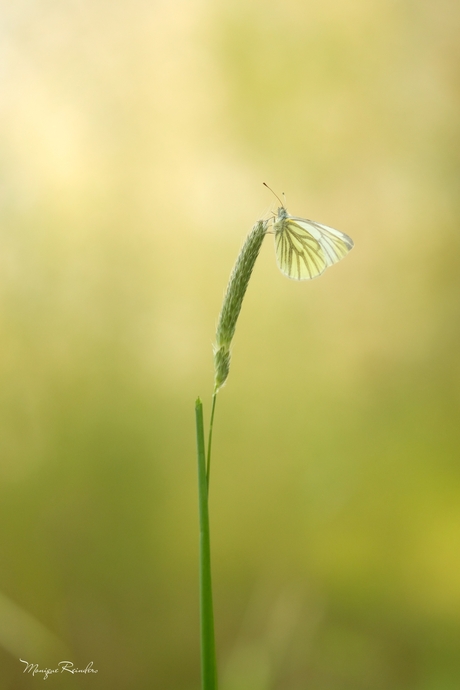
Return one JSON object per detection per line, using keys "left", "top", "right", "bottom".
{"left": 272, "top": 204, "right": 354, "bottom": 280}
{"left": 263, "top": 185, "right": 354, "bottom": 280}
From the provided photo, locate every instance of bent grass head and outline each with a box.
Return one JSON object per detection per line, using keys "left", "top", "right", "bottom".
{"left": 213, "top": 219, "right": 268, "bottom": 391}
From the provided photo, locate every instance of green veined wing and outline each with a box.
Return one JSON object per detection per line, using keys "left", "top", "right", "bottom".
{"left": 275, "top": 217, "right": 328, "bottom": 280}
{"left": 290, "top": 217, "right": 354, "bottom": 267}
{"left": 273, "top": 206, "right": 353, "bottom": 280}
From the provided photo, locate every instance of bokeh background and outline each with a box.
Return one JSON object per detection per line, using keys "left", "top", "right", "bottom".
{"left": 1, "top": 0, "right": 460, "bottom": 688}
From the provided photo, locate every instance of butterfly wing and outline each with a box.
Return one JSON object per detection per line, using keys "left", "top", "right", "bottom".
{"left": 290, "top": 217, "right": 354, "bottom": 268}
{"left": 275, "top": 218, "right": 328, "bottom": 280}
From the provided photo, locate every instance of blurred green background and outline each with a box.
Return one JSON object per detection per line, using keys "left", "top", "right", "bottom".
{"left": 1, "top": 0, "right": 460, "bottom": 688}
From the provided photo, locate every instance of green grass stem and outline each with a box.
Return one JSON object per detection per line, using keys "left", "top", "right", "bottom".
{"left": 195, "top": 397, "right": 218, "bottom": 690}
{"left": 206, "top": 392, "right": 217, "bottom": 493}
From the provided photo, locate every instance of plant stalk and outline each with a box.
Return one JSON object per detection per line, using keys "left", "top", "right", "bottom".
{"left": 195, "top": 397, "right": 218, "bottom": 690}
{"left": 206, "top": 391, "right": 217, "bottom": 493}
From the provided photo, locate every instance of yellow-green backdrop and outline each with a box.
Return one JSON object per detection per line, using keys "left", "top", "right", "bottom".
{"left": 1, "top": 1, "right": 459, "bottom": 688}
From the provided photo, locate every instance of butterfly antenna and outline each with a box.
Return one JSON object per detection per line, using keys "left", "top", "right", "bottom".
{"left": 263, "top": 182, "right": 284, "bottom": 207}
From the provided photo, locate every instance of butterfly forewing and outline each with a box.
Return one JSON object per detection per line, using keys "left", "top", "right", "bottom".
{"left": 275, "top": 219, "right": 328, "bottom": 280}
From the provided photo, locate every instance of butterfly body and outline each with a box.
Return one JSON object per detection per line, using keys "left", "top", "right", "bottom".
{"left": 272, "top": 205, "right": 354, "bottom": 280}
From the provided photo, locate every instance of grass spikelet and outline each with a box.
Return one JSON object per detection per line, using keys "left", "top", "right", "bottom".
{"left": 214, "top": 219, "right": 268, "bottom": 391}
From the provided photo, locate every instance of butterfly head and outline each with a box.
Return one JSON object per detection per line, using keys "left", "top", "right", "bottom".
{"left": 277, "top": 206, "right": 289, "bottom": 220}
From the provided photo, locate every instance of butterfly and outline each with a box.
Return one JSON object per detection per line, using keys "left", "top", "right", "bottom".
{"left": 264, "top": 185, "right": 354, "bottom": 280}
